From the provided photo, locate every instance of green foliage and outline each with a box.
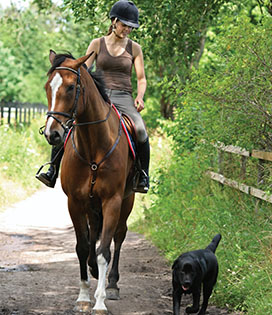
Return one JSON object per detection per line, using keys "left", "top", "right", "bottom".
{"left": 171, "top": 15, "right": 272, "bottom": 156}
{"left": 0, "top": 2, "right": 99, "bottom": 103}
{"left": 140, "top": 96, "right": 161, "bottom": 131}
{"left": 0, "top": 118, "right": 50, "bottom": 211}
{"left": 132, "top": 148, "right": 272, "bottom": 314}
{"left": 40, "top": 0, "right": 241, "bottom": 117}
{"left": 0, "top": 42, "right": 23, "bottom": 101}
{"left": 148, "top": 17, "right": 272, "bottom": 313}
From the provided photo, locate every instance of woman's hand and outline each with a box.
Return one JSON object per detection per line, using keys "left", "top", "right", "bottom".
{"left": 135, "top": 96, "right": 145, "bottom": 112}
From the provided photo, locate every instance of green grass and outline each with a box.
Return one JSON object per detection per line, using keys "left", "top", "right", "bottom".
{"left": 129, "top": 137, "right": 272, "bottom": 315}
{"left": 0, "top": 118, "right": 50, "bottom": 212}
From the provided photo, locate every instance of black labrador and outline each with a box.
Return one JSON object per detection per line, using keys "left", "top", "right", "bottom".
{"left": 172, "top": 234, "right": 222, "bottom": 315}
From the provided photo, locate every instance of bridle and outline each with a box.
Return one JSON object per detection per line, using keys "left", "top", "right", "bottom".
{"left": 46, "top": 66, "right": 81, "bottom": 133}
{"left": 40, "top": 66, "right": 112, "bottom": 134}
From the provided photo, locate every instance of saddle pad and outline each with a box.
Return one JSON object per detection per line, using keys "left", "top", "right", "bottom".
{"left": 112, "top": 104, "right": 136, "bottom": 160}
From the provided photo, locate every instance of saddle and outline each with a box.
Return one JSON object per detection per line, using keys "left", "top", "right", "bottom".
{"left": 122, "top": 114, "right": 138, "bottom": 144}
{"left": 111, "top": 104, "right": 137, "bottom": 160}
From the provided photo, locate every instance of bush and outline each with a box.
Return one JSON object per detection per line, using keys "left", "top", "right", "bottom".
{"left": 132, "top": 151, "right": 271, "bottom": 314}
{"left": 0, "top": 41, "right": 23, "bottom": 101}
{"left": 0, "top": 118, "right": 50, "bottom": 211}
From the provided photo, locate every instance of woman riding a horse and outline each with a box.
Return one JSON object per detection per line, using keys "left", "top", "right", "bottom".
{"left": 37, "top": 0, "right": 150, "bottom": 194}
{"left": 37, "top": 1, "right": 150, "bottom": 314}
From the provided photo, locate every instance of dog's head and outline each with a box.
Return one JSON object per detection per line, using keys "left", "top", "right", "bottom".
{"left": 172, "top": 256, "right": 202, "bottom": 292}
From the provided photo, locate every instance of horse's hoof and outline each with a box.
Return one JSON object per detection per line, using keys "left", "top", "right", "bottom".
{"left": 106, "top": 287, "right": 120, "bottom": 300}
{"left": 73, "top": 301, "right": 93, "bottom": 313}
{"left": 91, "top": 310, "right": 108, "bottom": 315}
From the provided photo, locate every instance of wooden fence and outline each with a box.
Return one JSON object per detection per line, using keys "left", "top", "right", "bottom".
{"left": 0, "top": 101, "right": 47, "bottom": 125}
{"left": 207, "top": 142, "right": 272, "bottom": 206}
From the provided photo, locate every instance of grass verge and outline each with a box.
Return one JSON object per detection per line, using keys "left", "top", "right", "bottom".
{"left": 129, "top": 137, "right": 272, "bottom": 315}
{"left": 0, "top": 118, "right": 50, "bottom": 212}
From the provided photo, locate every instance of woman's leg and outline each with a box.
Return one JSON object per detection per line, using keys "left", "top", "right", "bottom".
{"left": 107, "top": 90, "right": 150, "bottom": 193}
{"left": 36, "top": 144, "right": 64, "bottom": 188}
{"left": 135, "top": 137, "right": 150, "bottom": 193}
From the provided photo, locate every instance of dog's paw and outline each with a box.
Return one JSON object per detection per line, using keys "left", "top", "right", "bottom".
{"left": 185, "top": 306, "right": 199, "bottom": 314}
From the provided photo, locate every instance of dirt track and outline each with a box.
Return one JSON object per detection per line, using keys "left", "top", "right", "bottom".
{"left": 0, "top": 182, "right": 239, "bottom": 315}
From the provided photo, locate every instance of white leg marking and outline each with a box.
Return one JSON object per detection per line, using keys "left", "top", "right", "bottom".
{"left": 93, "top": 254, "right": 108, "bottom": 311}
{"left": 45, "top": 72, "right": 63, "bottom": 137}
{"left": 76, "top": 278, "right": 91, "bottom": 302}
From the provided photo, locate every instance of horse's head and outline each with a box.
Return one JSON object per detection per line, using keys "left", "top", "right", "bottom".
{"left": 44, "top": 50, "right": 93, "bottom": 145}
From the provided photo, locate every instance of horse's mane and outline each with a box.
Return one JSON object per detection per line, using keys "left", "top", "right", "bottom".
{"left": 48, "top": 52, "right": 109, "bottom": 103}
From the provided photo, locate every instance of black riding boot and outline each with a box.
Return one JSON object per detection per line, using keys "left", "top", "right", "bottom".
{"left": 36, "top": 145, "right": 64, "bottom": 188}
{"left": 134, "top": 137, "right": 150, "bottom": 193}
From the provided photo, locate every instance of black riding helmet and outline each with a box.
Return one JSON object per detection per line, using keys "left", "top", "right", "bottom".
{"left": 110, "top": 0, "right": 139, "bottom": 29}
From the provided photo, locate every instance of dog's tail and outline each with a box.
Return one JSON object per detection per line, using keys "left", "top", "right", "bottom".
{"left": 206, "top": 234, "right": 222, "bottom": 253}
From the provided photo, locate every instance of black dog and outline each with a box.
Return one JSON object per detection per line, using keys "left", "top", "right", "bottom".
{"left": 172, "top": 234, "right": 222, "bottom": 315}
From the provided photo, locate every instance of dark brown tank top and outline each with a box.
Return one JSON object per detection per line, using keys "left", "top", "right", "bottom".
{"left": 96, "top": 37, "right": 133, "bottom": 94}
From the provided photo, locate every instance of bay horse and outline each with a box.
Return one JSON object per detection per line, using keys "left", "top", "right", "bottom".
{"left": 43, "top": 50, "right": 136, "bottom": 314}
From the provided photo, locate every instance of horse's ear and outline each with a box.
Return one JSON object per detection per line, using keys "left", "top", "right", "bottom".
{"left": 74, "top": 51, "right": 94, "bottom": 69}
{"left": 49, "top": 49, "right": 56, "bottom": 65}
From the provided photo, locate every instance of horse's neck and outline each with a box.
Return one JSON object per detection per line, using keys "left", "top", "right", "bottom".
{"left": 75, "top": 90, "right": 117, "bottom": 158}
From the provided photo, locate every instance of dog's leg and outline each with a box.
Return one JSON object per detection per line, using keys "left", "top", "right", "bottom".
{"left": 185, "top": 288, "right": 200, "bottom": 314}
{"left": 172, "top": 286, "right": 182, "bottom": 315}
{"left": 198, "top": 282, "right": 214, "bottom": 315}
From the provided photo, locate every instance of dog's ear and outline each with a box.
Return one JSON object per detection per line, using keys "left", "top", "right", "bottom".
{"left": 172, "top": 258, "right": 179, "bottom": 270}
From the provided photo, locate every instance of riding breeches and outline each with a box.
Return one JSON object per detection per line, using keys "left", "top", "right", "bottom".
{"left": 105, "top": 89, "right": 148, "bottom": 143}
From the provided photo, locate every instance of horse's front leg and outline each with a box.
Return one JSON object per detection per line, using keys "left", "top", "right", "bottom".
{"left": 93, "top": 196, "right": 122, "bottom": 314}
{"left": 106, "top": 194, "right": 135, "bottom": 300}
{"left": 68, "top": 199, "right": 93, "bottom": 313}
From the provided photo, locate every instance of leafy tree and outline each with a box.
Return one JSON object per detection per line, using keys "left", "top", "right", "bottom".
{"left": 0, "top": 2, "right": 95, "bottom": 103}
{"left": 171, "top": 15, "right": 272, "bottom": 155}
{"left": 33, "top": 0, "right": 271, "bottom": 120}
{"left": 0, "top": 42, "right": 23, "bottom": 101}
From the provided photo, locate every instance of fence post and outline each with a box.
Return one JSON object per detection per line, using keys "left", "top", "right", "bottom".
{"left": 0, "top": 107, "right": 3, "bottom": 125}
{"left": 15, "top": 106, "right": 18, "bottom": 125}
{"left": 256, "top": 158, "right": 265, "bottom": 214}
{"left": 24, "top": 107, "right": 27, "bottom": 123}
{"left": 218, "top": 149, "right": 224, "bottom": 175}
{"left": 240, "top": 156, "right": 247, "bottom": 180}
{"left": 19, "top": 107, "right": 22, "bottom": 123}
{"left": 8, "top": 107, "right": 11, "bottom": 124}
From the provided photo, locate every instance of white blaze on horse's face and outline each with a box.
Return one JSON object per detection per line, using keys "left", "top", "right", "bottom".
{"left": 44, "top": 72, "right": 63, "bottom": 138}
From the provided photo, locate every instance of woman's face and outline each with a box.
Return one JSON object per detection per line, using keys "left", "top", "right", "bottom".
{"left": 114, "top": 20, "right": 132, "bottom": 38}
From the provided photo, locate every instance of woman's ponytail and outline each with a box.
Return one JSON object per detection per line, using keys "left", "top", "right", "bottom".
{"left": 107, "top": 24, "right": 113, "bottom": 35}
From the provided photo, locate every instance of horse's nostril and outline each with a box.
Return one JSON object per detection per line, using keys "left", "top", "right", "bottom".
{"left": 49, "top": 131, "right": 61, "bottom": 145}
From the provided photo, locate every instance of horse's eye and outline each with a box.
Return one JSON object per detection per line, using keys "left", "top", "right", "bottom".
{"left": 67, "top": 85, "right": 75, "bottom": 92}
